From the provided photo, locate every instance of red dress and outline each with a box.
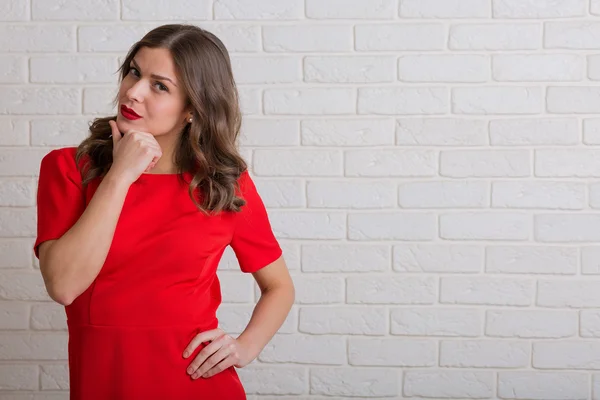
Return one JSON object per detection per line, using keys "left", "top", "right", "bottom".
{"left": 33, "top": 147, "right": 282, "bottom": 400}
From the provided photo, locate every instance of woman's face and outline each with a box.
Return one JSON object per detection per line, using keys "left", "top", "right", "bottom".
{"left": 116, "top": 46, "right": 190, "bottom": 137}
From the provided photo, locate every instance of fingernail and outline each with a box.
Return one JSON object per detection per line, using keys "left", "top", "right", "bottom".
{"left": 183, "top": 352, "right": 189, "bottom": 358}
{"left": 187, "top": 368, "right": 194, "bottom": 375}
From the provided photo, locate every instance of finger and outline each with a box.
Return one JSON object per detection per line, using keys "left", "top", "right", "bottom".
{"left": 108, "top": 120, "right": 121, "bottom": 146}
{"left": 194, "top": 344, "right": 237, "bottom": 379}
{"left": 183, "top": 329, "right": 223, "bottom": 359}
{"left": 186, "top": 338, "right": 224, "bottom": 375}
{"left": 202, "top": 358, "right": 235, "bottom": 379}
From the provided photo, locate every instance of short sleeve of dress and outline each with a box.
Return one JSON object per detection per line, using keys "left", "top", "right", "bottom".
{"left": 33, "top": 148, "right": 86, "bottom": 259}
{"left": 230, "top": 170, "right": 282, "bottom": 273}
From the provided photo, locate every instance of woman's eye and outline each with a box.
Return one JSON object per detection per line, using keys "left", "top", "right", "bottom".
{"left": 129, "top": 67, "right": 139, "bottom": 77}
{"left": 155, "top": 82, "right": 168, "bottom": 92}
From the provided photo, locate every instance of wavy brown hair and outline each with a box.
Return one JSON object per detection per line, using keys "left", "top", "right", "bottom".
{"left": 75, "top": 24, "right": 247, "bottom": 215}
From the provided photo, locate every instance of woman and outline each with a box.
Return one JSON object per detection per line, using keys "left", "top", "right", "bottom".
{"left": 33, "top": 24, "right": 295, "bottom": 399}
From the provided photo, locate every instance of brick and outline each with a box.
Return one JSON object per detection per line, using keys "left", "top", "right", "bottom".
{"left": 301, "top": 244, "right": 390, "bottom": 273}
{"left": 310, "top": 367, "right": 398, "bottom": 397}
{"left": 299, "top": 307, "right": 386, "bottom": 335}
{"left": 238, "top": 367, "right": 306, "bottom": 395}
{"left": 490, "top": 118, "right": 579, "bottom": 145}
{"left": 493, "top": 54, "right": 583, "bottom": 81}
{"left": 346, "top": 149, "right": 437, "bottom": 177}
{"left": 0, "top": 271, "right": 51, "bottom": 301}
{"left": 32, "top": 0, "right": 118, "bottom": 20}
{"left": 536, "top": 150, "right": 600, "bottom": 177}
{"left": 440, "top": 150, "right": 530, "bottom": 178}
{"left": 291, "top": 276, "right": 344, "bottom": 304}
{"left": 498, "top": 372, "right": 588, "bottom": 399}
{"left": 535, "top": 214, "right": 600, "bottom": 242}
{"left": 259, "top": 335, "right": 346, "bottom": 364}
{"left": 440, "top": 340, "right": 530, "bottom": 368}
{"left": 440, "top": 212, "right": 530, "bottom": 240}
{"left": 217, "top": 272, "right": 254, "bottom": 303}
{"left": 538, "top": 280, "right": 600, "bottom": 307}
{"left": 582, "top": 247, "right": 600, "bottom": 274}
{"left": 265, "top": 89, "right": 355, "bottom": 115}
{"left": 238, "top": 88, "right": 261, "bottom": 115}
{"left": 450, "top": 24, "right": 541, "bottom": 50}
{"left": 307, "top": 180, "right": 396, "bottom": 209}
{"left": 349, "top": 212, "right": 436, "bottom": 241}
{"left": 40, "top": 364, "right": 68, "bottom": 390}
{"left": 396, "top": 118, "right": 487, "bottom": 146}
{"left": 269, "top": 211, "right": 345, "bottom": 240}
{"left": 399, "top": 55, "right": 489, "bottom": 82}
{"left": 581, "top": 310, "right": 600, "bottom": 337}
{"left": 452, "top": 86, "right": 543, "bottom": 114}
{"left": 31, "top": 56, "right": 117, "bottom": 83}
{"left": 494, "top": 0, "right": 586, "bottom": 18}
{"left": 534, "top": 341, "right": 600, "bottom": 369}
{"left": 203, "top": 24, "right": 261, "bottom": 52}
{"left": 122, "top": 0, "right": 210, "bottom": 20}
{"left": 305, "top": 56, "right": 395, "bottom": 83}
{"left": 349, "top": 338, "right": 435, "bottom": 366}
{"left": 0, "top": 119, "right": 28, "bottom": 146}
{"left": 347, "top": 276, "right": 436, "bottom": 304}
{"left": 0, "top": 333, "right": 67, "bottom": 360}
{"left": 492, "top": 182, "right": 585, "bottom": 210}
{"left": 218, "top": 305, "right": 296, "bottom": 334}
{"left": 359, "top": 87, "right": 448, "bottom": 115}
{"left": 307, "top": 0, "right": 395, "bottom": 19}
{"left": 0, "top": 56, "right": 27, "bottom": 83}
{"left": 404, "top": 371, "right": 494, "bottom": 398}
{"left": 400, "top": 0, "right": 491, "bottom": 18}
{"left": 394, "top": 244, "right": 483, "bottom": 273}
{"left": 0, "top": 302, "right": 29, "bottom": 329}
{"left": 440, "top": 276, "right": 533, "bottom": 306}
{"left": 399, "top": 181, "right": 488, "bottom": 208}
{"left": 547, "top": 87, "right": 600, "bottom": 113}
{"left": 0, "top": 365, "right": 38, "bottom": 390}
{"left": 253, "top": 179, "right": 304, "bottom": 208}
{"left": 31, "top": 304, "right": 67, "bottom": 330}
{"left": 78, "top": 25, "right": 150, "bottom": 52}
{"left": 486, "top": 246, "right": 578, "bottom": 274}
{"left": 0, "top": 240, "right": 34, "bottom": 269}
{"left": 83, "top": 88, "right": 116, "bottom": 115}
{"left": 31, "top": 119, "right": 90, "bottom": 147}
{"left": 254, "top": 149, "right": 342, "bottom": 177}
{"left": 546, "top": 22, "right": 600, "bottom": 49}
{"left": 0, "top": 209, "right": 36, "bottom": 237}
{"left": 487, "top": 310, "right": 577, "bottom": 338}
{"left": 391, "top": 308, "right": 482, "bottom": 337}
{"left": 0, "top": 26, "right": 74, "bottom": 52}
{"left": 239, "top": 119, "right": 300, "bottom": 147}
{"left": 356, "top": 24, "right": 445, "bottom": 51}
{"left": 214, "top": 0, "right": 303, "bottom": 19}
{"left": 263, "top": 25, "right": 352, "bottom": 52}
{"left": 0, "top": 180, "right": 35, "bottom": 207}
{"left": 0, "top": 88, "right": 80, "bottom": 115}
{"left": 302, "top": 119, "right": 395, "bottom": 146}
{"left": 232, "top": 56, "right": 301, "bottom": 84}
{"left": 584, "top": 119, "right": 600, "bottom": 144}
{"left": 0, "top": 1, "right": 28, "bottom": 20}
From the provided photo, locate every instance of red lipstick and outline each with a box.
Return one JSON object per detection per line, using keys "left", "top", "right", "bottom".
{"left": 121, "top": 105, "right": 141, "bottom": 120}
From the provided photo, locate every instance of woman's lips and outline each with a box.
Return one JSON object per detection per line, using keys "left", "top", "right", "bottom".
{"left": 120, "top": 105, "right": 141, "bottom": 120}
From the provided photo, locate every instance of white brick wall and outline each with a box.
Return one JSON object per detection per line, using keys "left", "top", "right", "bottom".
{"left": 4, "top": 0, "right": 600, "bottom": 399}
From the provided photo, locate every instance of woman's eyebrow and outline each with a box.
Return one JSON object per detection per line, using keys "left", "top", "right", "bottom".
{"left": 131, "top": 59, "right": 178, "bottom": 87}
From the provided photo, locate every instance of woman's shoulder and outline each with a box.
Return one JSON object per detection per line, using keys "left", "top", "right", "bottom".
{"left": 40, "top": 146, "right": 87, "bottom": 176}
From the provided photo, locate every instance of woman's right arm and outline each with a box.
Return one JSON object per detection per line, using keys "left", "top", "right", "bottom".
{"left": 38, "top": 120, "right": 162, "bottom": 306}
{"left": 39, "top": 170, "right": 130, "bottom": 306}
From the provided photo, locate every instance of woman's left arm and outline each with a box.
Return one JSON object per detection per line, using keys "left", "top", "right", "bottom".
{"left": 183, "top": 256, "right": 294, "bottom": 379}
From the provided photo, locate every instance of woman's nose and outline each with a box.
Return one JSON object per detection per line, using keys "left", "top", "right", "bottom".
{"left": 125, "top": 80, "right": 145, "bottom": 102}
